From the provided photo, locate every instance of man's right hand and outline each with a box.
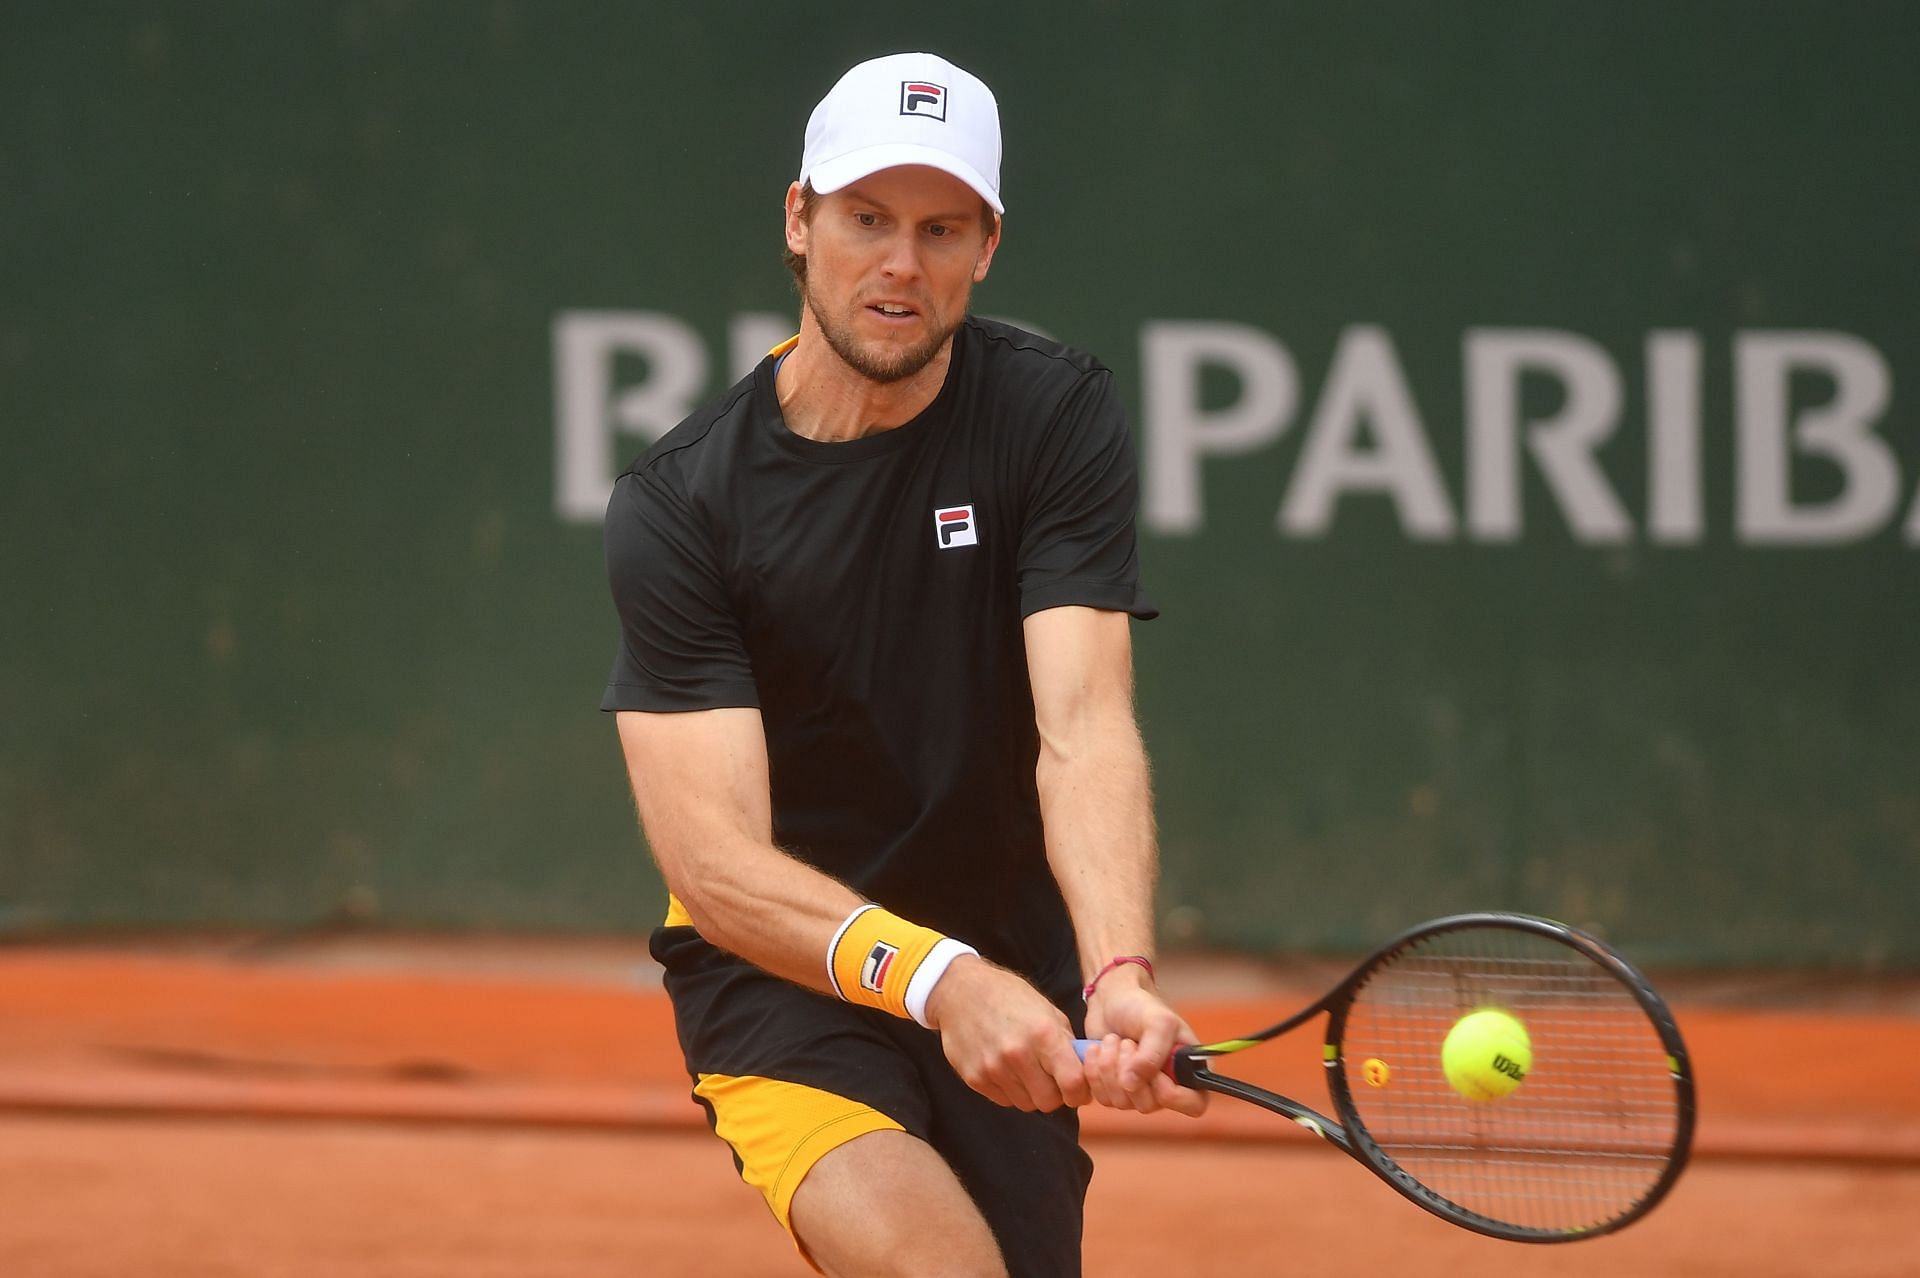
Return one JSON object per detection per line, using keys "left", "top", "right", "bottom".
{"left": 922, "top": 955, "right": 1092, "bottom": 1113}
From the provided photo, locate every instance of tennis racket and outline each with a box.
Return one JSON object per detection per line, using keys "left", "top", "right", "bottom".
{"left": 1075, "top": 912, "right": 1694, "bottom": 1242}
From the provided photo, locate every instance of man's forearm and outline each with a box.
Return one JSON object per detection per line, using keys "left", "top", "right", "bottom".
{"left": 1035, "top": 712, "right": 1160, "bottom": 977}
{"left": 618, "top": 708, "right": 882, "bottom": 999}
{"left": 663, "top": 832, "right": 867, "bottom": 991}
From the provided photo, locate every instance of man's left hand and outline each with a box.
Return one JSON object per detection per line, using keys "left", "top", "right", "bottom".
{"left": 1081, "top": 967, "right": 1208, "bottom": 1117}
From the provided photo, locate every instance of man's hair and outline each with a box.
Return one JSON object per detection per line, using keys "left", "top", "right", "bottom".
{"left": 784, "top": 181, "right": 1000, "bottom": 291}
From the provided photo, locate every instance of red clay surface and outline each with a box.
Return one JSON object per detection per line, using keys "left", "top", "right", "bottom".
{"left": 4, "top": 1116, "right": 1919, "bottom": 1278}
{"left": 2, "top": 939, "right": 1918, "bottom": 1275}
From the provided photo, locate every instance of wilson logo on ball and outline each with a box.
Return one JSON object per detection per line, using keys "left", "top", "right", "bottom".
{"left": 1492, "top": 1053, "right": 1528, "bottom": 1082}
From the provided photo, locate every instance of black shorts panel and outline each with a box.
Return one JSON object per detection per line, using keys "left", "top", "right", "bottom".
{"left": 652, "top": 926, "right": 1094, "bottom": 1277}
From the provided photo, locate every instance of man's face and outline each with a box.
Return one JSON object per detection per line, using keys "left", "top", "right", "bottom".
{"left": 785, "top": 166, "right": 1000, "bottom": 384}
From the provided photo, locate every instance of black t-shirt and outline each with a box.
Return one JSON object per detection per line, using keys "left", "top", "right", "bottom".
{"left": 602, "top": 316, "right": 1155, "bottom": 990}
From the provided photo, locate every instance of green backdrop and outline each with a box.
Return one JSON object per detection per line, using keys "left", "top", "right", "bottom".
{"left": 4, "top": 3, "right": 1916, "bottom": 963}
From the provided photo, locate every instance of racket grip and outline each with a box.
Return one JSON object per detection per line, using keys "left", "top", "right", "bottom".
{"left": 1072, "top": 1038, "right": 1178, "bottom": 1079}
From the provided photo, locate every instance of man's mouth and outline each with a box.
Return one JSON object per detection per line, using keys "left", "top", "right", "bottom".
{"left": 868, "top": 302, "right": 917, "bottom": 319}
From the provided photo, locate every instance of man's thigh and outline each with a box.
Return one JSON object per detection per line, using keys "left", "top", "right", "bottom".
{"left": 686, "top": 1012, "right": 1088, "bottom": 1277}
{"left": 656, "top": 929, "right": 1090, "bottom": 1276}
{"left": 659, "top": 935, "right": 927, "bottom": 1242}
{"left": 878, "top": 1015, "right": 1092, "bottom": 1277}
{"left": 789, "top": 1128, "right": 1006, "bottom": 1278}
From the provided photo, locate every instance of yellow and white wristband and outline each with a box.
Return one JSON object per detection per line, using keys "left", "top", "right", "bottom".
{"left": 826, "top": 904, "right": 978, "bottom": 1029}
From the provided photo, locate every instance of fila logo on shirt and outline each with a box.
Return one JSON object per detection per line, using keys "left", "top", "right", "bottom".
{"left": 860, "top": 941, "right": 898, "bottom": 994}
{"left": 934, "top": 504, "right": 977, "bottom": 549}
{"left": 900, "top": 81, "right": 947, "bottom": 120}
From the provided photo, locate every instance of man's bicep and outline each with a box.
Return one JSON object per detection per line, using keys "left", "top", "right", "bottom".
{"left": 615, "top": 707, "right": 773, "bottom": 881}
{"left": 1023, "top": 606, "right": 1138, "bottom": 755}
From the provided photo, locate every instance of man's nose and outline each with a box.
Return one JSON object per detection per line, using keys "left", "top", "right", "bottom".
{"left": 877, "top": 229, "right": 923, "bottom": 280}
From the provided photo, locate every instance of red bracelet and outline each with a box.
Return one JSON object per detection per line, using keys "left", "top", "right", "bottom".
{"left": 1082, "top": 954, "right": 1155, "bottom": 1001}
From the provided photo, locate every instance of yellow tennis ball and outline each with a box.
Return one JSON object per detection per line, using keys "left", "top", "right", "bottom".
{"left": 1441, "top": 1008, "right": 1531, "bottom": 1101}
{"left": 1362, "top": 1057, "right": 1391, "bottom": 1087}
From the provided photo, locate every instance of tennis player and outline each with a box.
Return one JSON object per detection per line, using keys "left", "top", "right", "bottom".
{"left": 602, "top": 51, "right": 1204, "bottom": 1277}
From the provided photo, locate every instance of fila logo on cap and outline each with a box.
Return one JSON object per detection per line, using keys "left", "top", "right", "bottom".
{"left": 934, "top": 504, "right": 977, "bottom": 549}
{"left": 860, "top": 941, "right": 898, "bottom": 993}
{"left": 900, "top": 80, "right": 947, "bottom": 120}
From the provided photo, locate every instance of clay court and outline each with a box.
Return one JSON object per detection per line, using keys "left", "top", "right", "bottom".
{"left": 3, "top": 939, "right": 1917, "bottom": 1276}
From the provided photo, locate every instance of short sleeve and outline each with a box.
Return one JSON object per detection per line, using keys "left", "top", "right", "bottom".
{"left": 1016, "top": 369, "right": 1159, "bottom": 620}
{"left": 600, "top": 471, "right": 760, "bottom": 712}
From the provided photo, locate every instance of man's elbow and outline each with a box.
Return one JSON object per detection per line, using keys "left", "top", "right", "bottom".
{"left": 657, "top": 863, "right": 748, "bottom": 952}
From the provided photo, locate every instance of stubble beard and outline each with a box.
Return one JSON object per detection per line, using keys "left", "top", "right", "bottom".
{"left": 804, "top": 275, "right": 964, "bottom": 385}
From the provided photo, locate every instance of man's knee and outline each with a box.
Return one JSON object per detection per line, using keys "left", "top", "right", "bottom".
{"left": 790, "top": 1129, "right": 1007, "bottom": 1278}
{"left": 813, "top": 1217, "right": 1007, "bottom": 1278}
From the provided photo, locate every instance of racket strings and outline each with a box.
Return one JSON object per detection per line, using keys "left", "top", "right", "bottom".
{"left": 1337, "top": 928, "right": 1683, "bottom": 1235}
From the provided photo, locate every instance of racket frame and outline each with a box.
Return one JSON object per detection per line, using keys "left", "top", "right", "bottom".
{"left": 1171, "top": 912, "right": 1696, "bottom": 1243}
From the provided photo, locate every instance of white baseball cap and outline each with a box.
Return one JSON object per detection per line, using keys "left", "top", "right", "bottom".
{"left": 798, "top": 52, "right": 1004, "bottom": 214}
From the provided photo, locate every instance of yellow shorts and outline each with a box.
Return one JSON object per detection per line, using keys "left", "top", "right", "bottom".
{"left": 691, "top": 1070, "right": 903, "bottom": 1235}
{"left": 653, "top": 910, "right": 1092, "bottom": 1274}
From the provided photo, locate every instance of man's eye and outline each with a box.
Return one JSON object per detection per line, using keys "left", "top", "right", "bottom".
{"left": 855, "top": 212, "right": 879, "bottom": 227}
{"left": 928, "top": 224, "right": 950, "bottom": 238}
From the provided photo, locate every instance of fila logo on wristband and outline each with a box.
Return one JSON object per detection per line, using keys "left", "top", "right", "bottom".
{"left": 828, "top": 903, "right": 975, "bottom": 1025}
{"left": 861, "top": 941, "right": 899, "bottom": 994}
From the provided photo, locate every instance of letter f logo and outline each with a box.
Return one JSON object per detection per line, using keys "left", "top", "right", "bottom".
{"left": 934, "top": 504, "right": 977, "bottom": 549}
{"left": 900, "top": 81, "right": 947, "bottom": 120}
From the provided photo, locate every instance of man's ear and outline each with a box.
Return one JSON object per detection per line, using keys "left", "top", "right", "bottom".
{"left": 972, "top": 217, "right": 1003, "bottom": 284}
{"left": 783, "top": 182, "right": 809, "bottom": 256}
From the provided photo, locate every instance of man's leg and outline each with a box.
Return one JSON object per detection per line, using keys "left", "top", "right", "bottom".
{"left": 789, "top": 1129, "right": 1007, "bottom": 1278}
{"left": 883, "top": 1016, "right": 1092, "bottom": 1278}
